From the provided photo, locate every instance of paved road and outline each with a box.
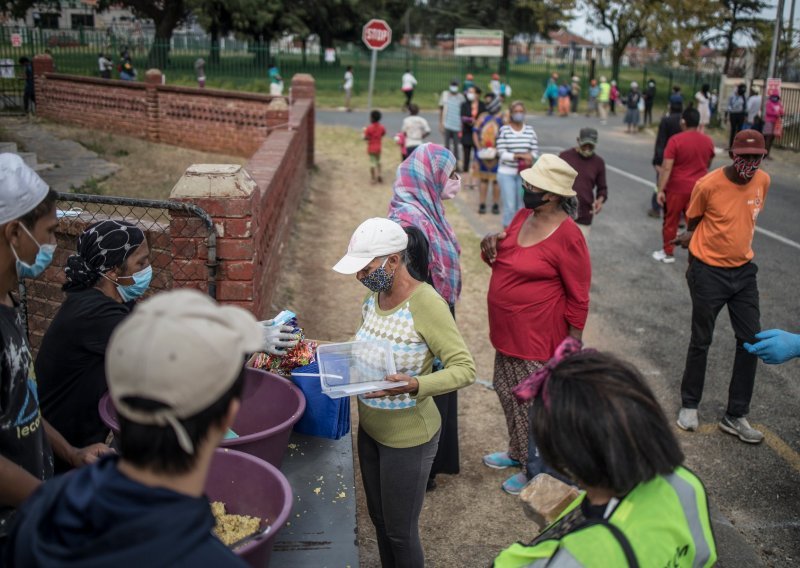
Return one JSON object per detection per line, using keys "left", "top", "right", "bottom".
{"left": 320, "top": 108, "right": 800, "bottom": 565}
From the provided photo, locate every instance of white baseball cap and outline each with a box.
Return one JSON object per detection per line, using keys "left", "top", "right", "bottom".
{"left": 0, "top": 153, "right": 50, "bottom": 225}
{"left": 106, "top": 289, "right": 263, "bottom": 454}
{"left": 333, "top": 218, "right": 408, "bottom": 274}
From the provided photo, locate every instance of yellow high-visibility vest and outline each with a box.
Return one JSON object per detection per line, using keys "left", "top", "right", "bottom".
{"left": 495, "top": 467, "right": 717, "bottom": 568}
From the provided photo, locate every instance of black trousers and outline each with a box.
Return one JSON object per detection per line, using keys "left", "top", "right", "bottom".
{"left": 680, "top": 258, "right": 760, "bottom": 417}
{"left": 23, "top": 88, "right": 34, "bottom": 113}
{"left": 729, "top": 112, "right": 746, "bottom": 148}
{"left": 430, "top": 304, "right": 460, "bottom": 478}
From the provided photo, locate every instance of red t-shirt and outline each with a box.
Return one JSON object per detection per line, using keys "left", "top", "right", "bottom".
{"left": 486, "top": 209, "right": 591, "bottom": 361}
{"left": 364, "top": 123, "right": 386, "bottom": 155}
{"left": 663, "top": 130, "right": 715, "bottom": 194}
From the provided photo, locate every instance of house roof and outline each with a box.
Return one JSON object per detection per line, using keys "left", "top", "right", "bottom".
{"left": 548, "top": 29, "right": 595, "bottom": 47}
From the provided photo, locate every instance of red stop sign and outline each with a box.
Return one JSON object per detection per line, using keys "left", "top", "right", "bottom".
{"left": 362, "top": 19, "right": 392, "bottom": 51}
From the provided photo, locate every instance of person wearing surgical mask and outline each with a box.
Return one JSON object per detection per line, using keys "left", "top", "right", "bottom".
{"left": 558, "top": 127, "right": 608, "bottom": 239}
{"left": 495, "top": 101, "right": 539, "bottom": 228}
{"left": 762, "top": 92, "right": 784, "bottom": 158}
{"left": 459, "top": 86, "right": 486, "bottom": 190}
{"left": 37, "top": 219, "right": 153, "bottom": 471}
{"left": 333, "top": 217, "right": 475, "bottom": 567}
{"left": 479, "top": 154, "right": 590, "bottom": 496}
{"left": 388, "top": 142, "right": 465, "bottom": 491}
{"left": 672, "top": 129, "right": 771, "bottom": 445}
{"left": 439, "top": 79, "right": 465, "bottom": 164}
{"left": 0, "top": 155, "right": 112, "bottom": 553}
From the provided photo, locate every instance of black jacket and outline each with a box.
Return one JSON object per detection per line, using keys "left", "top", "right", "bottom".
{"left": 459, "top": 100, "right": 487, "bottom": 145}
{"left": 653, "top": 112, "right": 683, "bottom": 166}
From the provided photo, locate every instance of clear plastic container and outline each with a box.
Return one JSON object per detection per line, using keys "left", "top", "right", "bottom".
{"left": 314, "top": 340, "right": 404, "bottom": 399}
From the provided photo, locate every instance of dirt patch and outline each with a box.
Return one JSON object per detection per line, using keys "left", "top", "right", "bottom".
{"left": 37, "top": 122, "right": 246, "bottom": 199}
{"left": 272, "top": 125, "right": 534, "bottom": 567}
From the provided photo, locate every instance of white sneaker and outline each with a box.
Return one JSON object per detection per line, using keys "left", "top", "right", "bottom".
{"left": 677, "top": 408, "right": 699, "bottom": 431}
{"left": 652, "top": 249, "right": 676, "bottom": 264}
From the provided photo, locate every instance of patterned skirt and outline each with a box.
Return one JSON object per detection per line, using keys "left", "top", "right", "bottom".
{"left": 493, "top": 352, "right": 545, "bottom": 464}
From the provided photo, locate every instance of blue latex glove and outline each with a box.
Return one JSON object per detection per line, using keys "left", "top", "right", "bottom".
{"left": 743, "top": 329, "right": 800, "bottom": 365}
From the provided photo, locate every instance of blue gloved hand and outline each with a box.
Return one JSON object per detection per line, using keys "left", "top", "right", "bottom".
{"left": 743, "top": 329, "right": 800, "bottom": 365}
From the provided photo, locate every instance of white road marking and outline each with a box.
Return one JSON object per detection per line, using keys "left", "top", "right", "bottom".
{"left": 601, "top": 163, "right": 800, "bottom": 252}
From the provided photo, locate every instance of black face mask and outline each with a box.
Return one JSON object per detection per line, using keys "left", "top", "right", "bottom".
{"left": 523, "top": 191, "right": 549, "bottom": 210}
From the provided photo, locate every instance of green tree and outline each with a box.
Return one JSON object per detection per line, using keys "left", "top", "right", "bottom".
{"left": 417, "top": 0, "right": 573, "bottom": 72}
{"left": 645, "top": 0, "right": 717, "bottom": 68}
{"left": 703, "top": 0, "right": 770, "bottom": 75}
{"left": 281, "top": 0, "right": 361, "bottom": 64}
{"left": 582, "top": 0, "right": 657, "bottom": 81}
{"left": 0, "top": 0, "right": 186, "bottom": 69}
{"left": 119, "top": 0, "right": 188, "bottom": 69}
{"left": 190, "top": 0, "right": 237, "bottom": 64}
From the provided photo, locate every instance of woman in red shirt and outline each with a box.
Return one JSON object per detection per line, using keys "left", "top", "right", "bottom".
{"left": 480, "top": 154, "right": 591, "bottom": 495}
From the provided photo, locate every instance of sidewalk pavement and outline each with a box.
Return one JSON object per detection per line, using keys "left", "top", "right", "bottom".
{"left": 0, "top": 117, "right": 119, "bottom": 192}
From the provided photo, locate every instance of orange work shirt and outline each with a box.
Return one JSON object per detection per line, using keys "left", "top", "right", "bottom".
{"left": 687, "top": 167, "right": 770, "bottom": 268}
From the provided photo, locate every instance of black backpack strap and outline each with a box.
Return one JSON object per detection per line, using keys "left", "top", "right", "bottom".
{"left": 546, "top": 519, "right": 639, "bottom": 568}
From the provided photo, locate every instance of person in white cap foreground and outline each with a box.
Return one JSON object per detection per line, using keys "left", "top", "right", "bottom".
{"left": 479, "top": 154, "right": 591, "bottom": 496}
{"left": 0, "top": 154, "right": 112, "bottom": 556}
{"left": 333, "top": 217, "right": 475, "bottom": 568}
{"left": 5, "top": 289, "right": 261, "bottom": 567}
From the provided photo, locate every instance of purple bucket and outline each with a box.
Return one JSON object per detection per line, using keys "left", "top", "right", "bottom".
{"left": 207, "top": 448, "right": 293, "bottom": 567}
{"left": 99, "top": 367, "right": 306, "bottom": 468}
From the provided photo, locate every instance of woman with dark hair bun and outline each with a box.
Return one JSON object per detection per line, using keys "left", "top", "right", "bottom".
{"left": 389, "top": 143, "right": 465, "bottom": 492}
{"left": 36, "top": 220, "right": 151, "bottom": 471}
{"left": 495, "top": 338, "right": 717, "bottom": 567}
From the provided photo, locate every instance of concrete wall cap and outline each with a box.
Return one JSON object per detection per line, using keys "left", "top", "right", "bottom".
{"left": 170, "top": 164, "right": 257, "bottom": 199}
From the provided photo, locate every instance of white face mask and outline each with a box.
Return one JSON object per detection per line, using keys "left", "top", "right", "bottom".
{"left": 466, "top": 92, "right": 476, "bottom": 101}
{"left": 449, "top": 85, "right": 458, "bottom": 93}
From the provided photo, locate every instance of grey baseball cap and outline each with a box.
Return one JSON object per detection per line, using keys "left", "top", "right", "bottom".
{"left": 578, "top": 128, "right": 598, "bottom": 146}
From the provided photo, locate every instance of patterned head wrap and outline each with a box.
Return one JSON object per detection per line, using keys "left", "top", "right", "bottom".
{"left": 64, "top": 220, "right": 145, "bottom": 291}
{"left": 388, "top": 143, "right": 461, "bottom": 306}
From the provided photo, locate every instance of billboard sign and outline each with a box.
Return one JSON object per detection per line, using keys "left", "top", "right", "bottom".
{"left": 454, "top": 29, "right": 503, "bottom": 57}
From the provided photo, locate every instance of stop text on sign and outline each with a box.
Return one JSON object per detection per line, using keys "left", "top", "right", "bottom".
{"left": 362, "top": 19, "right": 392, "bottom": 51}
{"left": 366, "top": 28, "right": 388, "bottom": 42}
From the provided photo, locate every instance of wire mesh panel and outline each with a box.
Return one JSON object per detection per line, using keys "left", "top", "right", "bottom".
{"left": 20, "top": 192, "right": 216, "bottom": 353}
{"left": 0, "top": 61, "right": 25, "bottom": 115}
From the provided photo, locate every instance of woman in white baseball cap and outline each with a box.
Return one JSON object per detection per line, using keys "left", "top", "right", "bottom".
{"left": 333, "top": 217, "right": 476, "bottom": 567}
{"left": 479, "top": 154, "right": 592, "bottom": 496}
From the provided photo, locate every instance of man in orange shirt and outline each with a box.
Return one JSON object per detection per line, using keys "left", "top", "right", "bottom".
{"left": 673, "top": 130, "right": 769, "bottom": 444}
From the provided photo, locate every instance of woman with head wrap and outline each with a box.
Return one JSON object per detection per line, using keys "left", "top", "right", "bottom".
{"left": 36, "top": 220, "right": 151, "bottom": 471}
{"left": 388, "top": 143, "right": 464, "bottom": 491}
{"left": 473, "top": 93, "right": 504, "bottom": 215}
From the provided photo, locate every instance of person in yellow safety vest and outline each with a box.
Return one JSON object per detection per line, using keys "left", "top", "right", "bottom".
{"left": 495, "top": 338, "right": 717, "bottom": 568}
{"left": 597, "top": 76, "right": 611, "bottom": 124}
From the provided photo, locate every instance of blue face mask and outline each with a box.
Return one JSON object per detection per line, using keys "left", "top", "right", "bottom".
{"left": 12, "top": 224, "right": 56, "bottom": 280}
{"left": 114, "top": 265, "right": 153, "bottom": 302}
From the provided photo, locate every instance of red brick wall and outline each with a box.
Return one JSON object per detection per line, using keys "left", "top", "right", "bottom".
{"left": 32, "top": 55, "right": 289, "bottom": 157}
{"left": 166, "top": 77, "right": 314, "bottom": 318}
{"left": 24, "top": 69, "right": 315, "bottom": 346}
{"left": 34, "top": 73, "right": 150, "bottom": 140}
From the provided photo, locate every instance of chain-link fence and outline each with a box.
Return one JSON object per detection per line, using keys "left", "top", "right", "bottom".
{"left": 0, "top": 26, "right": 719, "bottom": 112}
{"left": 0, "top": 60, "right": 25, "bottom": 115}
{"left": 20, "top": 192, "right": 216, "bottom": 353}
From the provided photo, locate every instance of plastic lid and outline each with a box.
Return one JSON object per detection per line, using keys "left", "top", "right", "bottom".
{"left": 316, "top": 340, "right": 400, "bottom": 398}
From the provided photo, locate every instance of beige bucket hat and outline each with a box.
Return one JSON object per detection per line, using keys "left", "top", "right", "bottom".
{"left": 520, "top": 154, "right": 578, "bottom": 197}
